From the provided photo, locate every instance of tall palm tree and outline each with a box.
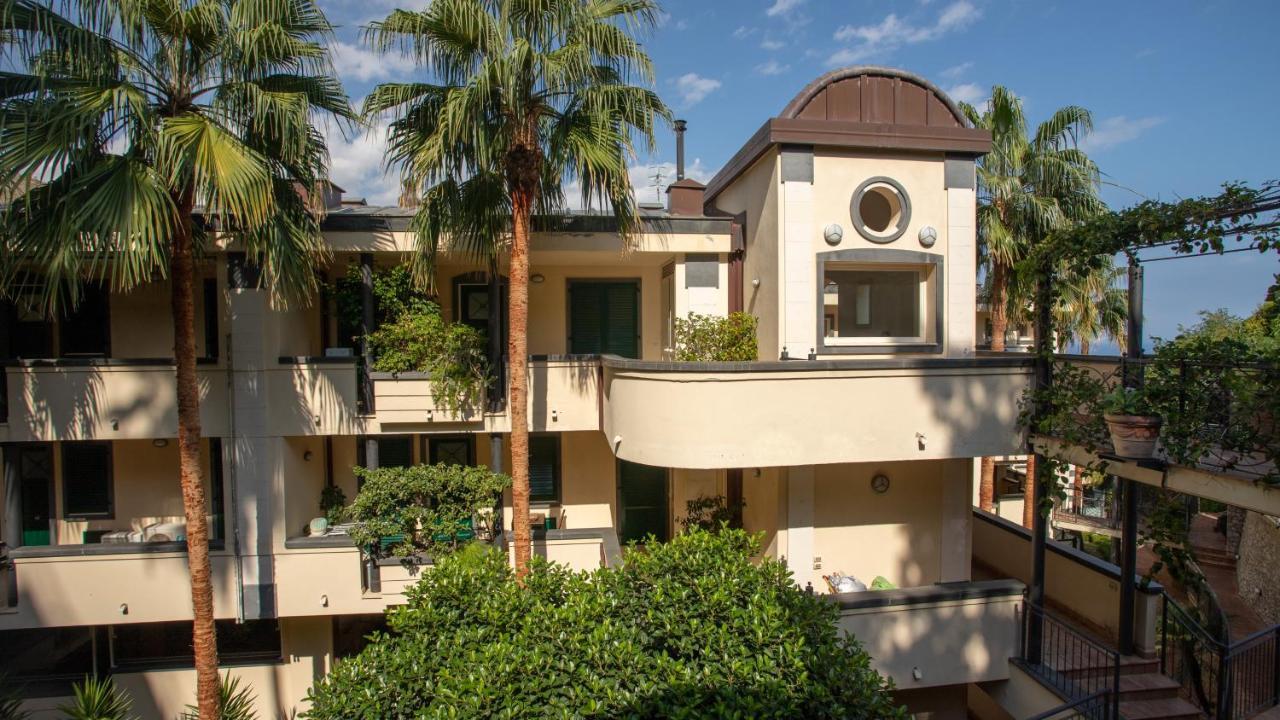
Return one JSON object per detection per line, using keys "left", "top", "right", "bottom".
{"left": 1051, "top": 261, "right": 1127, "bottom": 356}
{"left": 0, "top": 1, "right": 352, "bottom": 716}
{"left": 363, "top": 0, "right": 669, "bottom": 576}
{"left": 961, "top": 87, "right": 1104, "bottom": 518}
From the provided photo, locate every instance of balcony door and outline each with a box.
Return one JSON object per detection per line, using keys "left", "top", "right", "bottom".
{"left": 568, "top": 280, "right": 639, "bottom": 358}
{"left": 617, "top": 460, "right": 668, "bottom": 544}
{"left": 18, "top": 445, "right": 53, "bottom": 547}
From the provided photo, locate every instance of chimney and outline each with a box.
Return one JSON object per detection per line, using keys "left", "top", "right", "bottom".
{"left": 666, "top": 120, "right": 705, "bottom": 216}
{"left": 674, "top": 119, "right": 687, "bottom": 180}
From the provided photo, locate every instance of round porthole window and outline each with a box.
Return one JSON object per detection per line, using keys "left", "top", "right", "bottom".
{"left": 850, "top": 177, "right": 911, "bottom": 243}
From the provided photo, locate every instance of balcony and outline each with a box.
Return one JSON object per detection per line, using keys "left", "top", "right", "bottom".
{"left": 0, "top": 543, "right": 238, "bottom": 630}
{"left": 0, "top": 360, "right": 228, "bottom": 442}
{"left": 834, "top": 578, "right": 1025, "bottom": 688}
{"left": 601, "top": 355, "right": 1033, "bottom": 469}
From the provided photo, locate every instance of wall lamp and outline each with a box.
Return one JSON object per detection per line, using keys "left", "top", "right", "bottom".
{"left": 531, "top": 273, "right": 546, "bottom": 284}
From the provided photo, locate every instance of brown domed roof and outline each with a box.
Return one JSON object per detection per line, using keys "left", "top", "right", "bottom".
{"left": 780, "top": 66, "right": 969, "bottom": 128}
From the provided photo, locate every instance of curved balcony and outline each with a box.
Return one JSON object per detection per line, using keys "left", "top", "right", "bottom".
{"left": 601, "top": 355, "right": 1032, "bottom": 469}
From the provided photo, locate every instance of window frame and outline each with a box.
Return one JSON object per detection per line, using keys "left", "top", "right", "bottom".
{"left": 426, "top": 435, "right": 475, "bottom": 466}
{"left": 60, "top": 441, "right": 114, "bottom": 520}
{"left": 815, "top": 248, "right": 943, "bottom": 355}
{"left": 527, "top": 433, "right": 562, "bottom": 505}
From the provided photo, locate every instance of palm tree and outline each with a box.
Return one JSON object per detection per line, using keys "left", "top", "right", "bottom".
{"left": 961, "top": 87, "right": 1104, "bottom": 517}
{"left": 1051, "top": 261, "right": 1126, "bottom": 356}
{"left": 363, "top": 0, "right": 669, "bottom": 576}
{"left": 0, "top": 1, "right": 352, "bottom": 716}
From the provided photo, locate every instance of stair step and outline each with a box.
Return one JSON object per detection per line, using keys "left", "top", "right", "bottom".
{"left": 1118, "top": 673, "right": 1182, "bottom": 702}
{"left": 1119, "top": 697, "right": 1203, "bottom": 720}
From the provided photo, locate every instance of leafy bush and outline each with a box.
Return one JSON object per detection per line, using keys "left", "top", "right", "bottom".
{"left": 319, "top": 485, "right": 347, "bottom": 525}
{"left": 179, "top": 675, "right": 258, "bottom": 720}
{"left": 366, "top": 305, "right": 490, "bottom": 414}
{"left": 60, "top": 676, "right": 134, "bottom": 720}
{"left": 304, "top": 528, "right": 905, "bottom": 720}
{"left": 332, "top": 264, "right": 433, "bottom": 345}
{"left": 1100, "top": 385, "right": 1156, "bottom": 416}
{"left": 673, "top": 311, "right": 758, "bottom": 361}
{"left": 347, "top": 463, "right": 511, "bottom": 558}
{"left": 679, "top": 493, "right": 744, "bottom": 532}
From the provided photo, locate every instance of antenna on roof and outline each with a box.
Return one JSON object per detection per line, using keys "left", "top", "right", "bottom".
{"left": 648, "top": 166, "right": 665, "bottom": 203}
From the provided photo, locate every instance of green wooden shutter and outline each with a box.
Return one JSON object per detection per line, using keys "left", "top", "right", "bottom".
{"left": 618, "top": 461, "right": 667, "bottom": 543}
{"left": 529, "top": 435, "right": 560, "bottom": 502}
{"left": 603, "top": 283, "right": 639, "bottom": 358}
{"left": 378, "top": 437, "right": 413, "bottom": 468}
{"left": 569, "top": 284, "right": 603, "bottom": 354}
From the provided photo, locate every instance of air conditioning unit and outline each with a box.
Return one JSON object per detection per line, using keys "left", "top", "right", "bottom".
{"left": 143, "top": 522, "right": 187, "bottom": 542}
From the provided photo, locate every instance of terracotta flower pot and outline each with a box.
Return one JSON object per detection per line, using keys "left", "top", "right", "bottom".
{"left": 1103, "top": 414, "right": 1162, "bottom": 459}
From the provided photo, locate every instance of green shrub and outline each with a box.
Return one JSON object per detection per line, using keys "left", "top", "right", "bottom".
{"left": 332, "top": 264, "right": 433, "bottom": 344}
{"left": 673, "top": 311, "right": 758, "bottom": 361}
{"left": 679, "top": 493, "right": 744, "bottom": 533}
{"left": 59, "top": 676, "right": 134, "bottom": 720}
{"left": 179, "top": 674, "right": 258, "bottom": 720}
{"left": 319, "top": 485, "right": 347, "bottom": 525}
{"left": 347, "top": 463, "right": 511, "bottom": 558}
{"left": 366, "top": 305, "right": 490, "bottom": 414}
{"left": 1100, "top": 385, "right": 1156, "bottom": 416}
{"left": 304, "top": 528, "right": 905, "bottom": 720}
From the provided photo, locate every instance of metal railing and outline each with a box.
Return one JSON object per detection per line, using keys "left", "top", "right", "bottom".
{"left": 1026, "top": 690, "right": 1115, "bottom": 720}
{"left": 1019, "top": 602, "right": 1121, "bottom": 720}
{"left": 1160, "top": 591, "right": 1280, "bottom": 717}
{"left": 1054, "top": 492, "right": 1118, "bottom": 531}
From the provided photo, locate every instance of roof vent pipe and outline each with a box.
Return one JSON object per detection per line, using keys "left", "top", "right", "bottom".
{"left": 674, "top": 119, "right": 687, "bottom": 180}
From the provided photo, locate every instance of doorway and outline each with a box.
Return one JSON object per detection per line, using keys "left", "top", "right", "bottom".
{"left": 617, "top": 460, "right": 669, "bottom": 544}
{"left": 17, "top": 445, "right": 54, "bottom": 547}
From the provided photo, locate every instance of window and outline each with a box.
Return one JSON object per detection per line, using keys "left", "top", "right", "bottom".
{"left": 0, "top": 627, "right": 101, "bottom": 697}
{"left": 850, "top": 177, "right": 911, "bottom": 243}
{"left": 358, "top": 435, "right": 413, "bottom": 470}
{"left": 823, "top": 266, "right": 927, "bottom": 343}
{"left": 59, "top": 283, "right": 110, "bottom": 357}
{"left": 568, "top": 281, "right": 639, "bottom": 358}
{"left": 110, "top": 620, "right": 282, "bottom": 670}
{"left": 529, "top": 435, "right": 561, "bottom": 504}
{"left": 62, "top": 442, "right": 113, "bottom": 519}
{"left": 333, "top": 614, "right": 389, "bottom": 660}
{"left": 428, "top": 436, "right": 473, "bottom": 466}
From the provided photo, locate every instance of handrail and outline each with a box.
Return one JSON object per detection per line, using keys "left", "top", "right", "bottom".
{"left": 1018, "top": 601, "right": 1121, "bottom": 720}
{"left": 1025, "top": 689, "right": 1113, "bottom": 720}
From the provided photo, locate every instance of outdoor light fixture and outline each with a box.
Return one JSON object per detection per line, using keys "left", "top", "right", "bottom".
{"left": 822, "top": 223, "right": 843, "bottom": 245}
{"left": 871, "top": 474, "right": 890, "bottom": 494}
{"left": 152, "top": 439, "right": 169, "bottom": 448}
{"left": 918, "top": 226, "right": 938, "bottom": 248}
{"left": 303, "top": 450, "right": 314, "bottom": 462}
{"left": 530, "top": 273, "right": 546, "bottom": 283}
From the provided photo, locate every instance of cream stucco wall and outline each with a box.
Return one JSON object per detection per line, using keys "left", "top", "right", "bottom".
{"left": 712, "top": 149, "right": 781, "bottom": 358}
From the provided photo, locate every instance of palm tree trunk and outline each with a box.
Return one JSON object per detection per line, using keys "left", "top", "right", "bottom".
{"left": 1022, "top": 454, "right": 1037, "bottom": 530}
{"left": 508, "top": 187, "right": 532, "bottom": 579}
{"left": 979, "top": 456, "right": 996, "bottom": 512}
{"left": 979, "top": 262, "right": 1010, "bottom": 514}
{"left": 171, "top": 199, "right": 220, "bottom": 719}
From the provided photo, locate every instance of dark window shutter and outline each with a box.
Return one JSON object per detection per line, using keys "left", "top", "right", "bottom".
{"left": 569, "top": 282, "right": 638, "bottom": 357}
{"left": 377, "top": 437, "right": 412, "bottom": 468}
{"left": 569, "top": 284, "right": 604, "bottom": 354}
{"left": 528, "top": 435, "right": 560, "bottom": 502}
{"left": 603, "top": 284, "right": 639, "bottom": 358}
{"left": 63, "top": 443, "right": 112, "bottom": 517}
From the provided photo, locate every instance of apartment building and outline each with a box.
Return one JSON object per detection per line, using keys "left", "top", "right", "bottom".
{"left": 0, "top": 67, "right": 1043, "bottom": 718}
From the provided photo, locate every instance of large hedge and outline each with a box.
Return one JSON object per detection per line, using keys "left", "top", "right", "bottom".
{"left": 304, "top": 529, "right": 904, "bottom": 719}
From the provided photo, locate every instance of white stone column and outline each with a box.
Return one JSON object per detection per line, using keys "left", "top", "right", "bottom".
{"left": 945, "top": 158, "right": 977, "bottom": 357}
{"left": 780, "top": 147, "right": 816, "bottom": 359}
{"left": 785, "top": 465, "right": 815, "bottom": 588}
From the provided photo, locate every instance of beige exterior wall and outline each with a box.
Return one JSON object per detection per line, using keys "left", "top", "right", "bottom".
{"left": 603, "top": 363, "right": 1030, "bottom": 469}
{"left": 711, "top": 149, "right": 781, "bottom": 357}
{"left": 839, "top": 591, "right": 1021, "bottom": 689}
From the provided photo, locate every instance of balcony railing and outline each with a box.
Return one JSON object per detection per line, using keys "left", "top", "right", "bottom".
{"left": 1017, "top": 602, "right": 1121, "bottom": 720}
{"left": 1160, "top": 591, "right": 1280, "bottom": 718}
{"left": 1054, "top": 492, "right": 1119, "bottom": 532}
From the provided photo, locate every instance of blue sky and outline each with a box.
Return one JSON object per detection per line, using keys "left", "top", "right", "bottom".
{"left": 316, "top": 0, "right": 1280, "bottom": 347}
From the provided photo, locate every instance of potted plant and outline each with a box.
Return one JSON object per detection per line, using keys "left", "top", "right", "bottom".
{"left": 312, "top": 485, "right": 347, "bottom": 537}
{"left": 1101, "top": 385, "right": 1162, "bottom": 459}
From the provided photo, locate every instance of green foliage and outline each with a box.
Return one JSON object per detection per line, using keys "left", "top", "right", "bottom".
{"left": 1100, "top": 385, "right": 1156, "bottom": 417}
{"left": 332, "top": 264, "right": 434, "bottom": 345}
{"left": 319, "top": 485, "right": 347, "bottom": 525}
{"left": 0, "top": 675, "right": 28, "bottom": 720}
{"left": 366, "top": 305, "right": 490, "bottom": 414}
{"left": 0, "top": 0, "right": 355, "bottom": 311}
{"left": 679, "top": 494, "right": 745, "bottom": 533}
{"left": 673, "top": 312, "right": 759, "bottom": 361}
{"left": 347, "top": 463, "right": 511, "bottom": 558}
{"left": 179, "top": 675, "right": 258, "bottom": 720}
{"left": 59, "top": 676, "right": 134, "bottom": 720}
{"left": 304, "top": 528, "right": 904, "bottom": 720}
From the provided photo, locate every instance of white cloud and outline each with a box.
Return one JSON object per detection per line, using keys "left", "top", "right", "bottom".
{"left": 766, "top": 0, "right": 804, "bottom": 16}
{"left": 945, "top": 82, "right": 984, "bottom": 105}
{"left": 940, "top": 61, "right": 973, "bottom": 80}
{"left": 756, "top": 60, "right": 790, "bottom": 76}
{"left": 761, "top": 38, "right": 785, "bottom": 50}
{"left": 673, "top": 73, "right": 722, "bottom": 107}
{"left": 330, "top": 41, "right": 416, "bottom": 83}
{"left": 828, "top": 0, "right": 980, "bottom": 66}
{"left": 1080, "top": 116, "right": 1166, "bottom": 152}
{"left": 733, "top": 25, "right": 756, "bottom": 39}
{"left": 322, "top": 119, "right": 401, "bottom": 206}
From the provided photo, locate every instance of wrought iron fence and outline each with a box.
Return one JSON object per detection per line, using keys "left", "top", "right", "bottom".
{"left": 1160, "top": 591, "right": 1280, "bottom": 717}
{"left": 1026, "top": 690, "right": 1115, "bottom": 720}
{"left": 1019, "top": 602, "right": 1121, "bottom": 720}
